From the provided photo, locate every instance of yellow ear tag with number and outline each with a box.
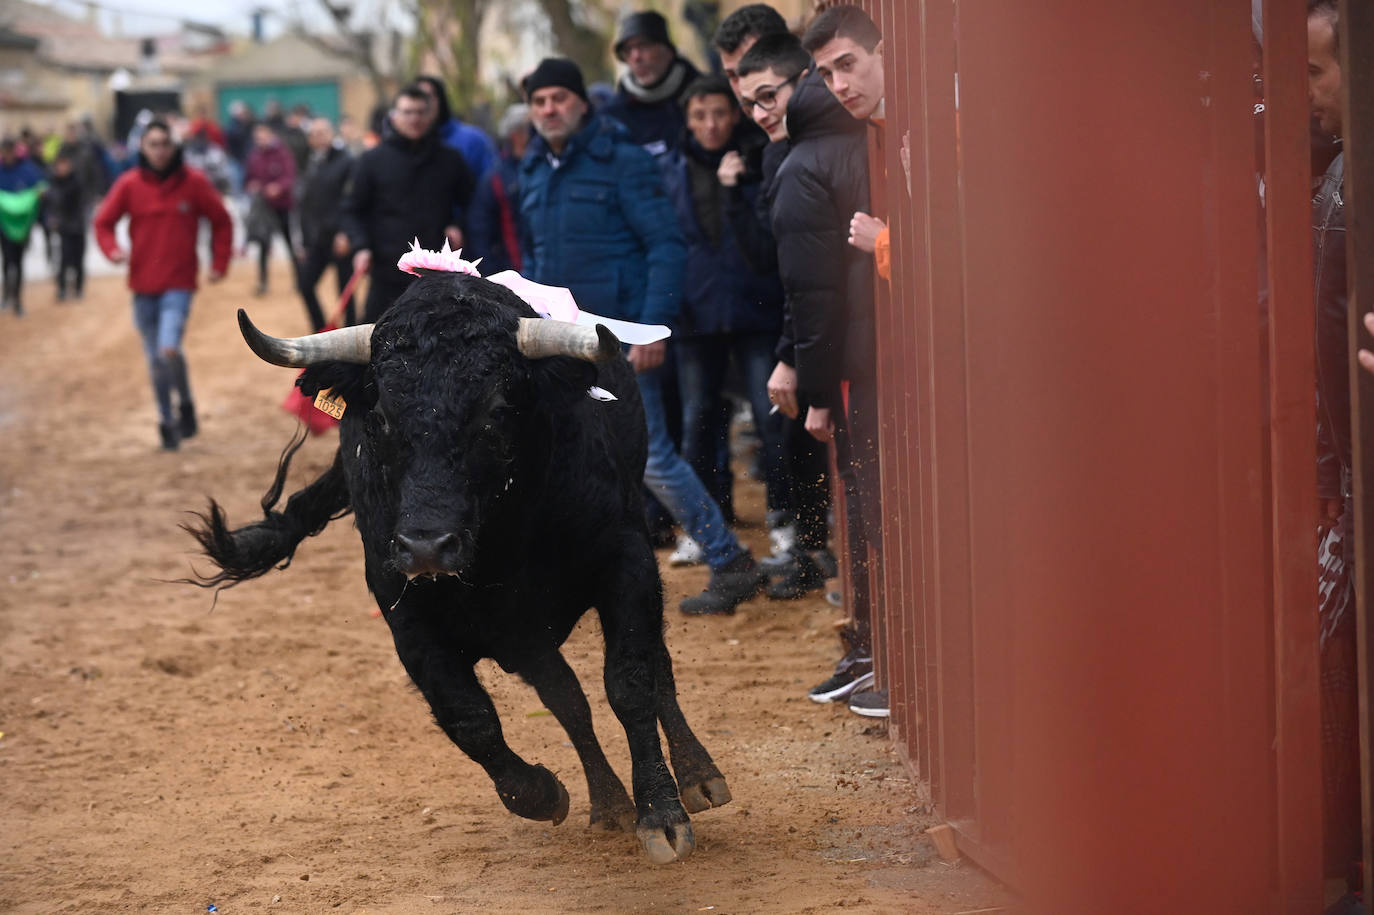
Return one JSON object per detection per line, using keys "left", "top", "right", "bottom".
{"left": 313, "top": 388, "right": 347, "bottom": 419}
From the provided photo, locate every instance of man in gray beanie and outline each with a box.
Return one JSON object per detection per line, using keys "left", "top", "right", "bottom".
{"left": 600, "top": 10, "right": 702, "bottom": 157}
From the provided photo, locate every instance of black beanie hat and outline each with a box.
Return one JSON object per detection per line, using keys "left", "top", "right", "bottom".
{"left": 614, "top": 11, "right": 675, "bottom": 58}
{"left": 522, "top": 57, "right": 589, "bottom": 103}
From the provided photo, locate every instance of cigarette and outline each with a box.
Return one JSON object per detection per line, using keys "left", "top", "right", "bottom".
{"left": 769, "top": 404, "right": 781, "bottom": 415}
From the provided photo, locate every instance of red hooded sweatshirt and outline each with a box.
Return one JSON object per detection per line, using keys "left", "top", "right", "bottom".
{"left": 94, "top": 151, "right": 232, "bottom": 294}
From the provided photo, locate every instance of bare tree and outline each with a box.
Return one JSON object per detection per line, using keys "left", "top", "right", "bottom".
{"left": 288, "top": 0, "right": 404, "bottom": 109}
{"left": 405, "top": 0, "right": 496, "bottom": 115}
{"left": 533, "top": 0, "right": 614, "bottom": 82}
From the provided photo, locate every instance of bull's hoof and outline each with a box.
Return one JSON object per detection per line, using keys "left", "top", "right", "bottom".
{"left": 636, "top": 820, "right": 695, "bottom": 864}
{"left": 497, "top": 765, "right": 569, "bottom": 825}
{"left": 546, "top": 780, "right": 571, "bottom": 826}
{"left": 679, "top": 776, "right": 732, "bottom": 814}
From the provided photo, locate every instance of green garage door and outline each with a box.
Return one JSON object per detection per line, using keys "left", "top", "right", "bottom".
{"left": 217, "top": 81, "right": 340, "bottom": 124}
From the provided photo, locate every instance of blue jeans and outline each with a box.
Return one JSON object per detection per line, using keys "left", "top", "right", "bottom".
{"left": 676, "top": 333, "right": 787, "bottom": 520}
{"left": 133, "top": 289, "right": 194, "bottom": 425}
{"left": 637, "top": 364, "right": 746, "bottom": 572}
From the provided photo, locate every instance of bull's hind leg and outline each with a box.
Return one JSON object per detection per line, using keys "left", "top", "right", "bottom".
{"left": 596, "top": 542, "right": 694, "bottom": 864}
{"left": 654, "top": 641, "right": 732, "bottom": 813}
{"left": 384, "top": 608, "right": 569, "bottom": 825}
{"left": 519, "top": 652, "right": 637, "bottom": 832}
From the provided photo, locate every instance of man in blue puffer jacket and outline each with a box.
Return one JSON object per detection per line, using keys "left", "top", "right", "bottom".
{"left": 660, "top": 76, "right": 787, "bottom": 549}
{"left": 519, "top": 58, "right": 768, "bottom": 616}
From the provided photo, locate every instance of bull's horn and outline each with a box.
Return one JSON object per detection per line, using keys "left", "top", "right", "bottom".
{"left": 238, "top": 310, "right": 373, "bottom": 367}
{"left": 516, "top": 318, "right": 620, "bottom": 363}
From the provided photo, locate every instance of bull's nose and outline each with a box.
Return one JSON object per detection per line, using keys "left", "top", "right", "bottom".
{"left": 393, "top": 530, "right": 461, "bottom": 577}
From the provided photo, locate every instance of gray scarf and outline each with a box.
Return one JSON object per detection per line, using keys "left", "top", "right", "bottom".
{"left": 620, "top": 58, "right": 692, "bottom": 105}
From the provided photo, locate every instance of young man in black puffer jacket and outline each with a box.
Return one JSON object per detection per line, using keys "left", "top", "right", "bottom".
{"left": 739, "top": 33, "right": 880, "bottom": 706}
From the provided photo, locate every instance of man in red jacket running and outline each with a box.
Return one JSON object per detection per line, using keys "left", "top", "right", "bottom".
{"left": 95, "top": 120, "right": 232, "bottom": 450}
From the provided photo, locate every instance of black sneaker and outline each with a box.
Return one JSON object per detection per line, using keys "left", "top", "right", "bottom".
{"left": 848, "top": 687, "right": 890, "bottom": 718}
{"left": 766, "top": 551, "right": 827, "bottom": 599}
{"left": 808, "top": 656, "right": 873, "bottom": 703}
{"left": 159, "top": 423, "right": 181, "bottom": 451}
{"left": 679, "top": 555, "right": 768, "bottom": 616}
{"left": 178, "top": 402, "right": 198, "bottom": 440}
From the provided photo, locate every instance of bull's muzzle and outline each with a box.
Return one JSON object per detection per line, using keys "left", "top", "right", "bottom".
{"left": 392, "top": 530, "right": 463, "bottom": 579}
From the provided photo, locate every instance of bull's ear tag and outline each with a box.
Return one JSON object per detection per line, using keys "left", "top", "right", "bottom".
{"left": 313, "top": 388, "right": 347, "bottom": 419}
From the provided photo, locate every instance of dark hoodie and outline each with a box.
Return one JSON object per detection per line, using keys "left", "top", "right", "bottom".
{"left": 769, "top": 68, "right": 873, "bottom": 409}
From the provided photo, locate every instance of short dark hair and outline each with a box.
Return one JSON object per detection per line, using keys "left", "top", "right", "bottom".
{"left": 736, "top": 32, "right": 811, "bottom": 81}
{"left": 713, "top": 4, "right": 790, "bottom": 53}
{"left": 395, "top": 84, "right": 431, "bottom": 107}
{"left": 144, "top": 119, "right": 172, "bottom": 138}
{"left": 801, "top": 4, "right": 882, "bottom": 55}
{"left": 682, "top": 75, "right": 739, "bottom": 110}
{"left": 1307, "top": 0, "right": 1340, "bottom": 55}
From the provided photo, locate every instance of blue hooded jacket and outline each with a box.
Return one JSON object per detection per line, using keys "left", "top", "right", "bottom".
{"left": 518, "top": 114, "right": 685, "bottom": 326}
{"left": 660, "top": 138, "right": 783, "bottom": 337}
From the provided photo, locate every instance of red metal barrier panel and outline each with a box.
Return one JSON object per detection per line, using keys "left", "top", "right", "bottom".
{"left": 868, "top": 0, "right": 1322, "bottom": 909}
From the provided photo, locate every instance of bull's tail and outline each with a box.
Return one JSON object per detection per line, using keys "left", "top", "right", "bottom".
{"left": 181, "top": 427, "right": 351, "bottom": 589}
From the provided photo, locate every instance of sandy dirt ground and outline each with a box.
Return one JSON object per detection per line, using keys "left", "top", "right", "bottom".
{"left": 0, "top": 262, "right": 1008, "bottom": 914}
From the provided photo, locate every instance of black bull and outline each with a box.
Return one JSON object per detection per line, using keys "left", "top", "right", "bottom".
{"left": 185, "top": 273, "right": 730, "bottom": 863}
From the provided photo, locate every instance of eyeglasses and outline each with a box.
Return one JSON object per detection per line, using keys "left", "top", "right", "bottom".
{"left": 740, "top": 72, "right": 801, "bottom": 113}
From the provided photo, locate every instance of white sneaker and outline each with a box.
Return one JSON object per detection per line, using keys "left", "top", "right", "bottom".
{"left": 668, "top": 534, "right": 704, "bottom": 567}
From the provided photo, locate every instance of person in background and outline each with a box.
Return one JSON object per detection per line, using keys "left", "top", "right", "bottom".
{"left": 337, "top": 84, "right": 474, "bottom": 323}
{"left": 187, "top": 105, "right": 226, "bottom": 149}
{"left": 0, "top": 139, "right": 47, "bottom": 316}
{"left": 295, "top": 117, "right": 355, "bottom": 330}
{"left": 224, "top": 100, "right": 255, "bottom": 196}
{"left": 182, "top": 128, "right": 232, "bottom": 194}
{"left": 712, "top": 2, "right": 824, "bottom": 575}
{"left": 661, "top": 76, "right": 791, "bottom": 583}
{"left": 93, "top": 121, "right": 231, "bottom": 450}
{"left": 281, "top": 105, "right": 311, "bottom": 173}
{"left": 415, "top": 75, "right": 497, "bottom": 186}
{"left": 244, "top": 123, "right": 298, "bottom": 296}
{"left": 519, "top": 57, "right": 768, "bottom": 616}
{"left": 466, "top": 103, "right": 530, "bottom": 274}
{"left": 601, "top": 10, "right": 702, "bottom": 157}
{"left": 715, "top": 3, "right": 790, "bottom": 105}
{"left": 338, "top": 115, "right": 365, "bottom": 156}
{"left": 44, "top": 152, "right": 90, "bottom": 302}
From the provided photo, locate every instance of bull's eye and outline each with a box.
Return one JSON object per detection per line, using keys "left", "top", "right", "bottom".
{"left": 368, "top": 402, "right": 393, "bottom": 437}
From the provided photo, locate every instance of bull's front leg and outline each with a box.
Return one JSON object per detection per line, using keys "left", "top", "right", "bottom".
{"left": 383, "top": 594, "right": 570, "bottom": 825}
{"left": 654, "top": 641, "right": 732, "bottom": 814}
{"left": 596, "top": 539, "right": 694, "bottom": 864}
{"left": 518, "top": 651, "right": 637, "bottom": 832}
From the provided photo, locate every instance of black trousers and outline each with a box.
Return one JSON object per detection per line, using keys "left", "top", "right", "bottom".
{"left": 0, "top": 232, "right": 28, "bottom": 311}
{"left": 783, "top": 402, "right": 831, "bottom": 552}
{"left": 296, "top": 237, "right": 355, "bottom": 330}
{"left": 58, "top": 229, "right": 85, "bottom": 296}
{"left": 362, "top": 270, "right": 416, "bottom": 324}
{"left": 832, "top": 380, "right": 882, "bottom": 657}
{"left": 256, "top": 208, "right": 297, "bottom": 289}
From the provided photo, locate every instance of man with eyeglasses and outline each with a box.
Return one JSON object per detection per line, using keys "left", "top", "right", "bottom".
{"left": 710, "top": 6, "right": 838, "bottom": 590}
{"left": 337, "top": 84, "right": 475, "bottom": 323}
{"left": 738, "top": 33, "right": 881, "bottom": 709}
